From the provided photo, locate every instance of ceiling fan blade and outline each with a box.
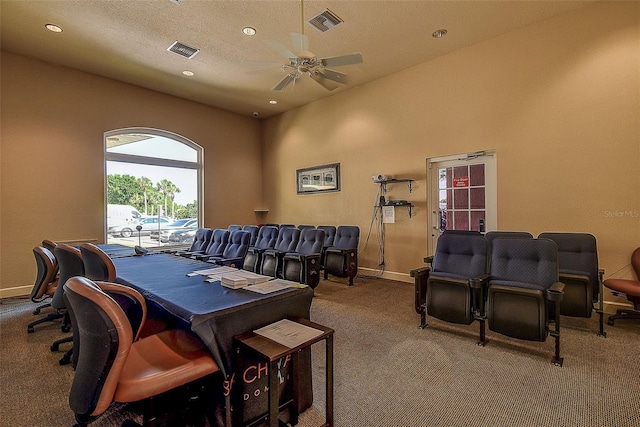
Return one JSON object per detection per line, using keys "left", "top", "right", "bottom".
{"left": 244, "top": 60, "right": 285, "bottom": 74}
{"left": 310, "top": 72, "right": 339, "bottom": 91}
{"left": 321, "top": 53, "right": 363, "bottom": 68}
{"left": 318, "top": 68, "right": 349, "bottom": 85}
{"left": 264, "top": 39, "right": 297, "bottom": 60}
{"left": 273, "top": 74, "right": 297, "bottom": 91}
{"left": 290, "top": 32, "right": 309, "bottom": 54}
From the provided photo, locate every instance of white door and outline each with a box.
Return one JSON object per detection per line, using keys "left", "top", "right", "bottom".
{"left": 427, "top": 151, "right": 497, "bottom": 254}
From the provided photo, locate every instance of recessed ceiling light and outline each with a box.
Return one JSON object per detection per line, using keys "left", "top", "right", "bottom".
{"left": 432, "top": 29, "right": 447, "bottom": 38}
{"left": 45, "top": 24, "right": 63, "bottom": 33}
{"left": 242, "top": 27, "right": 257, "bottom": 36}
{"left": 182, "top": 70, "right": 194, "bottom": 76}
{"left": 269, "top": 100, "right": 277, "bottom": 104}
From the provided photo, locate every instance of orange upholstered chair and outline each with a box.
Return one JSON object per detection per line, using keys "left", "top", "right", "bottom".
{"left": 64, "top": 277, "right": 220, "bottom": 427}
{"left": 27, "top": 246, "right": 61, "bottom": 333}
{"left": 604, "top": 247, "right": 640, "bottom": 326}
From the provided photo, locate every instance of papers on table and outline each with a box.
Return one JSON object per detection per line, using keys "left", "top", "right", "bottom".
{"left": 243, "top": 279, "right": 305, "bottom": 294}
{"left": 218, "top": 270, "right": 271, "bottom": 288}
{"left": 254, "top": 319, "right": 324, "bottom": 348}
{"left": 191, "top": 267, "right": 232, "bottom": 276}
{"left": 190, "top": 265, "right": 306, "bottom": 292}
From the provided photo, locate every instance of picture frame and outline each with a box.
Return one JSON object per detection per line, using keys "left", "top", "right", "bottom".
{"left": 296, "top": 163, "right": 340, "bottom": 194}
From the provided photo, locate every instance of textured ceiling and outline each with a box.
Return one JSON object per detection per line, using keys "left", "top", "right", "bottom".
{"left": 1, "top": 0, "right": 594, "bottom": 118}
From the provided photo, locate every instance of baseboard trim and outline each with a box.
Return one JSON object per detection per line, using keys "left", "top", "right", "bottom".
{"left": 358, "top": 268, "right": 413, "bottom": 284}
{"left": 0, "top": 285, "right": 32, "bottom": 299}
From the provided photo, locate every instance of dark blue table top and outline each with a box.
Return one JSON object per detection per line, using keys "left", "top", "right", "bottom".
{"left": 113, "top": 253, "right": 311, "bottom": 323}
{"left": 112, "top": 252, "right": 314, "bottom": 376}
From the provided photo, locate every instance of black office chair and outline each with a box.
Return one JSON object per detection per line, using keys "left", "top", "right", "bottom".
{"left": 485, "top": 238, "right": 565, "bottom": 365}
{"left": 324, "top": 225, "right": 360, "bottom": 285}
{"left": 51, "top": 244, "right": 85, "bottom": 364}
{"left": 260, "top": 227, "right": 301, "bottom": 277}
{"left": 282, "top": 228, "right": 326, "bottom": 288}
{"left": 242, "top": 225, "right": 279, "bottom": 272}
{"left": 204, "top": 230, "right": 251, "bottom": 267}
{"left": 27, "top": 246, "right": 62, "bottom": 333}
{"left": 64, "top": 277, "right": 220, "bottom": 427}
{"left": 538, "top": 233, "right": 602, "bottom": 322}
{"left": 193, "top": 229, "right": 230, "bottom": 261}
{"left": 242, "top": 225, "right": 260, "bottom": 246}
{"left": 42, "top": 239, "right": 58, "bottom": 254}
{"left": 80, "top": 243, "right": 117, "bottom": 282}
{"left": 419, "top": 233, "right": 489, "bottom": 338}
{"left": 603, "top": 247, "right": 640, "bottom": 327}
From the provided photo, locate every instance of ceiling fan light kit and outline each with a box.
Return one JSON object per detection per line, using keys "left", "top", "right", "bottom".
{"left": 259, "top": 0, "right": 363, "bottom": 92}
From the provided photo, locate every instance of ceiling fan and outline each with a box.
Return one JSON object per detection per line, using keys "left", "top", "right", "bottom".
{"left": 261, "top": 1, "right": 363, "bottom": 91}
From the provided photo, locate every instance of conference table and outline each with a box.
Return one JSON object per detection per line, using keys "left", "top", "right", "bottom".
{"left": 111, "top": 250, "right": 315, "bottom": 426}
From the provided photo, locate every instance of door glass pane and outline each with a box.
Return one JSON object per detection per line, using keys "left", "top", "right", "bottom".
{"left": 470, "top": 188, "right": 485, "bottom": 209}
{"left": 469, "top": 164, "right": 485, "bottom": 186}
{"left": 436, "top": 162, "right": 486, "bottom": 232}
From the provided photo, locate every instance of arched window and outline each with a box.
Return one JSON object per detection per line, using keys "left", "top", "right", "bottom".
{"left": 104, "top": 128, "right": 202, "bottom": 247}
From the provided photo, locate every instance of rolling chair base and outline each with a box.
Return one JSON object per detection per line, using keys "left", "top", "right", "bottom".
{"left": 607, "top": 308, "right": 640, "bottom": 325}
{"left": 27, "top": 312, "right": 63, "bottom": 333}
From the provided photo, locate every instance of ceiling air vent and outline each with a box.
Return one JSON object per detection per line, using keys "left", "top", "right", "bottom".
{"left": 167, "top": 41, "right": 199, "bottom": 59}
{"left": 308, "top": 9, "right": 343, "bottom": 33}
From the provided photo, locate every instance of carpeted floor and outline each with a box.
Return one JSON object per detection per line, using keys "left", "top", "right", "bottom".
{"left": 2, "top": 276, "right": 640, "bottom": 426}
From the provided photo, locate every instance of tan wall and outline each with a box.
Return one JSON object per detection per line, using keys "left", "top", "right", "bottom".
{"left": 262, "top": 1, "right": 640, "bottom": 292}
{"left": 0, "top": 52, "right": 263, "bottom": 295}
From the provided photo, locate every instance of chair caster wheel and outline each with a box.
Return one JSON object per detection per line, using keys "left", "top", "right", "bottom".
{"left": 51, "top": 344, "right": 59, "bottom": 352}
{"left": 59, "top": 355, "right": 71, "bottom": 365}
{"left": 27, "top": 326, "right": 35, "bottom": 333}
{"left": 33, "top": 308, "right": 41, "bottom": 315}
{"left": 607, "top": 319, "right": 615, "bottom": 326}
{"left": 62, "top": 325, "right": 71, "bottom": 333}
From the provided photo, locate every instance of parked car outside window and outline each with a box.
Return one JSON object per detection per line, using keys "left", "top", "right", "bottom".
{"left": 151, "top": 219, "right": 199, "bottom": 243}
{"left": 108, "top": 216, "right": 171, "bottom": 238}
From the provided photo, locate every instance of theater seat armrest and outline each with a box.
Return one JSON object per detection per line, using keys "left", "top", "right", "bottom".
{"left": 410, "top": 266, "right": 431, "bottom": 278}
{"left": 423, "top": 255, "right": 434, "bottom": 265}
{"left": 178, "top": 250, "right": 203, "bottom": 257}
{"left": 469, "top": 274, "right": 490, "bottom": 288}
{"left": 547, "top": 282, "right": 565, "bottom": 302}
{"left": 213, "top": 257, "right": 243, "bottom": 268}
{"left": 326, "top": 247, "right": 350, "bottom": 255}
{"left": 194, "top": 254, "right": 213, "bottom": 261}
{"left": 284, "top": 253, "right": 304, "bottom": 261}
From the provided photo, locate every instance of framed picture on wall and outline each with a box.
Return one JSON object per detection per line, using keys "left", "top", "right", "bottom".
{"left": 296, "top": 163, "right": 340, "bottom": 194}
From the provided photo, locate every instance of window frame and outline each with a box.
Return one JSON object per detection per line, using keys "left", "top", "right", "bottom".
{"left": 104, "top": 127, "right": 203, "bottom": 244}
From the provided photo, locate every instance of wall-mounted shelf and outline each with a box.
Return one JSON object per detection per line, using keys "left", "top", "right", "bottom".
{"left": 377, "top": 178, "right": 414, "bottom": 193}
{"left": 375, "top": 178, "right": 415, "bottom": 219}
{"left": 377, "top": 203, "right": 414, "bottom": 218}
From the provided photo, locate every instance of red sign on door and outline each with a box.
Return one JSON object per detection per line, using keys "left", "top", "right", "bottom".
{"left": 453, "top": 176, "right": 469, "bottom": 188}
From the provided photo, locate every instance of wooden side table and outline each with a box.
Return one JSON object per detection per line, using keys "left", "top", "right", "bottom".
{"left": 233, "top": 317, "right": 334, "bottom": 427}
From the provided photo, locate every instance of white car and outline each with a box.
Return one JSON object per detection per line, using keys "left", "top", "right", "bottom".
{"left": 108, "top": 217, "right": 171, "bottom": 238}
{"left": 150, "top": 218, "right": 197, "bottom": 242}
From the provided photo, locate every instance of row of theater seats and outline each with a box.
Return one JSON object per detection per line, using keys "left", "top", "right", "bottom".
{"left": 169, "top": 224, "right": 360, "bottom": 288}
{"left": 411, "top": 230, "right": 608, "bottom": 366}
{"left": 28, "top": 240, "right": 220, "bottom": 426}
